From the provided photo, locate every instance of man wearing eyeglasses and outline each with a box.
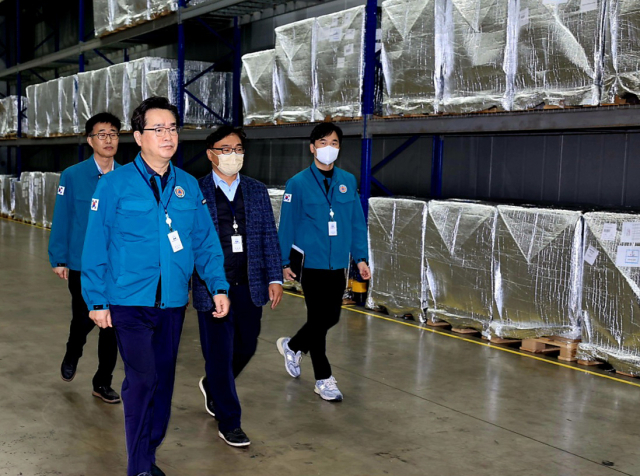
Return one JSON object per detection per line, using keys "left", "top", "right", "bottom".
{"left": 192, "top": 126, "right": 283, "bottom": 448}
{"left": 49, "top": 112, "right": 123, "bottom": 405}
{"left": 81, "top": 97, "right": 230, "bottom": 476}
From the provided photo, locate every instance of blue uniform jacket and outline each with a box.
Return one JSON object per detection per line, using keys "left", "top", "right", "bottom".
{"left": 48, "top": 156, "right": 121, "bottom": 271}
{"left": 192, "top": 173, "right": 282, "bottom": 311}
{"left": 81, "top": 153, "right": 229, "bottom": 310}
{"left": 278, "top": 162, "right": 368, "bottom": 270}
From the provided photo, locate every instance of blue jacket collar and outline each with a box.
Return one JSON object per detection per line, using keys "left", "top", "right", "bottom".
{"left": 135, "top": 153, "right": 173, "bottom": 179}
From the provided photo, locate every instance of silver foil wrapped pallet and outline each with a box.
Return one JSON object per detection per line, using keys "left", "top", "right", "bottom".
{"left": 578, "top": 212, "right": 640, "bottom": 375}
{"left": 381, "top": 0, "right": 438, "bottom": 115}
{"left": 274, "top": 18, "right": 316, "bottom": 123}
{"left": 26, "top": 85, "right": 38, "bottom": 137}
{"left": 490, "top": 205, "right": 582, "bottom": 339}
{"left": 0, "top": 96, "right": 28, "bottom": 136}
{"left": 268, "top": 189, "right": 285, "bottom": 230}
{"left": 241, "top": 50, "right": 275, "bottom": 125}
{"left": 25, "top": 172, "right": 45, "bottom": 226}
{"left": 93, "top": 0, "right": 177, "bottom": 37}
{"left": 366, "top": 197, "right": 429, "bottom": 320}
{"left": 425, "top": 200, "right": 496, "bottom": 331}
{"left": 43, "top": 173, "right": 61, "bottom": 229}
{"left": 59, "top": 75, "right": 79, "bottom": 135}
{"left": 603, "top": 0, "right": 640, "bottom": 102}
{"left": 77, "top": 71, "right": 93, "bottom": 126}
{"left": 441, "top": 0, "right": 509, "bottom": 113}
{"left": 13, "top": 179, "right": 29, "bottom": 222}
{"left": 509, "top": 0, "right": 605, "bottom": 110}
{"left": 0, "top": 175, "right": 14, "bottom": 217}
{"left": 314, "top": 6, "right": 366, "bottom": 120}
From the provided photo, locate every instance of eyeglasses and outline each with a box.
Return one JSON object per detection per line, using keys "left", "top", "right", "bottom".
{"left": 209, "top": 146, "right": 244, "bottom": 155}
{"left": 143, "top": 127, "right": 180, "bottom": 137}
{"left": 89, "top": 132, "right": 120, "bottom": 140}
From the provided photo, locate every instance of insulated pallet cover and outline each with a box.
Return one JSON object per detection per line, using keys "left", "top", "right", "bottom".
{"left": 241, "top": 50, "right": 275, "bottom": 125}
{"left": 184, "top": 62, "right": 232, "bottom": 126}
{"left": 44, "top": 79, "right": 61, "bottom": 136}
{"left": 43, "top": 173, "right": 60, "bottom": 229}
{"left": 578, "top": 212, "right": 640, "bottom": 375}
{"left": 26, "top": 171, "right": 45, "bottom": 226}
{"left": 510, "top": 0, "right": 605, "bottom": 109}
{"left": 26, "top": 85, "right": 38, "bottom": 137}
{"left": 314, "top": 6, "right": 366, "bottom": 120}
{"left": 268, "top": 188, "right": 285, "bottom": 229}
{"left": 128, "top": 57, "right": 175, "bottom": 120}
{"left": 603, "top": 0, "right": 640, "bottom": 102}
{"left": 274, "top": 18, "right": 315, "bottom": 123}
{"left": 92, "top": 65, "right": 130, "bottom": 129}
{"left": 425, "top": 200, "right": 496, "bottom": 331}
{"left": 13, "top": 178, "right": 30, "bottom": 222}
{"left": 441, "top": 0, "right": 509, "bottom": 113}
{"left": 490, "top": 205, "right": 582, "bottom": 339}
{"left": 366, "top": 197, "right": 429, "bottom": 320}
{"left": 0, "top": 96, "right": 28, "bottom": 136}
{"left": 0, "top": 175, "right": 14, "bottom": 216}
{"left": 78, "top": 71, "right": 93, "bottom": 125}
{"left": 381, "top": 0, "right": 438, "bottom": 115}
{"left": 59, "top": 75, "right": 79, "bottom": 135}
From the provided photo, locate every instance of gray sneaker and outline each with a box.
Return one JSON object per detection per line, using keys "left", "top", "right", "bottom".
{"left": 314, "top": 376, "right": 343, "bottom": 401}
{"left": 276, "top": 337, "right": 302, "bottom": 378}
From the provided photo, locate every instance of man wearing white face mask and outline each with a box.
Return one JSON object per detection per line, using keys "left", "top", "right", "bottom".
{"left": 277, "top": 122, "right": 371, "bottom": 402}
{"left": 192, "top": 126, "right": 283, "bottom": 447}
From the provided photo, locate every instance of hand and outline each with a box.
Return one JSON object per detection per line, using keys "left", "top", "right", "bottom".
{"left": 269, "top": 283, "right": 283, "bottom": 310}
{"left": 53, "top": 267, "right": 69, "bottom": 280}
{"left": 212, "top": 294, "right": 230, "bottom": 319}
{"left": 357, "top": 261, "right": 371, "bottom": 280}
{"left": 89, "top": 309, "right": 112, "bottom": 328}
{"left": 283, "top": 267, "right": 296, "bottom": 281}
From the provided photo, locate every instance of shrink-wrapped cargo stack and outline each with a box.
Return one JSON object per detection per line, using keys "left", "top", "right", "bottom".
{"left": 77, "top": 72, "right": 94, "bottom": 126}
{"left": 509, "top": 0, "right": 604, "bottom": 109}
{"left": 0, "top": 175, "right": 15, "bottom": 217}
{"left": 490, "top": 206, "right": 583, "bottom": 339}
{"left": 0, "top": 96, "right": 28, "bottom": 137}
{"left": 241, "top": 50, "right": 275, "bottom": 125}
{"left": 603, "top": 0, "right": 640, "bottom": 102}
{"left": 92, "top": 64, "right": 130, "bottom": 131}
{"left": 24, "top": 172, "right": 44, "bottom": 226}
{"left": 313, "top": 6, "right": 366, "bottom": 120}
{"left": 13, "top": 179, "right": 29, "bottom": 222}
{"left": 59, "top": 75, "right": 79, "bottom": 135}
{"left": 380, "top": 0, "right": 438, "bottom": 115}
{"left": 366, "top": 197, "right": 429, "bottom": 320}
{"left": 424, "top": 200, "right": 496, "bottom": 331}
{"left": 268, "top": 188, "right": 285, "bottom": 229}
{"left": 274, "top": 18, "right": 316, "bottom": 122}
{"left": 578, "top": 213, "right": 640, "bottom": 376}
{"left": 43, "top": 173, "right": 61, "bottom": 228}
{"left": 93, "top": 0, "right": 177, "bottom": 37}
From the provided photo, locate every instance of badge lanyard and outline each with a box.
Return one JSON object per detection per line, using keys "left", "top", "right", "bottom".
{"left": 213, "top": 175, "right": 244, "bottom": 253}
{"left": 134, "top": 161, "right": 175, "bottom": 232}
{"left": 309, "top": 167, "right": 338, "bottom": 236}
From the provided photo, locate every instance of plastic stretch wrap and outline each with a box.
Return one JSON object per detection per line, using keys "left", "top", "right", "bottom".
{"left": 26, "top": 85, "right": 38, "bottom": 137}
{"left": 603, "top": 0, "right": 640, "bottom": 101}
{"left": 314, "top": 6, "right": 365, "bottom": 120}
{"left": 127, "top": 57, "right": 174, "bottom": 120}
{"left": 13, "top": 180, "right": 28, "bottom": 222}
{"left": 59, "top": 75, "right": 79, "bottom": 135}
{"left": 92, "top": 66, "right": 130, "bottom": 126}
{"left": 241, "top": 50, "right": 275, "bottom": 125}
{"left": 25, "top": 172, "right": 44, "bottom": 226}
{"left": 577, "top": 212, "right": 640, "bottom": 375}
{"left": 490, "top": 205, "right": 582, "bottom": 339}
{"left": 509, "top": 0, "right": 604, "bottom": 110}
{"left": 9, "top": 178, "right": 17, "bottom": 216}
{"left": 0, "top": 175, "right": 14, "bottom": 216}
{"left": 145, "top": 69, "right": 180, "bottom": 109}
{"left": 366, "top": 197, "right": 429, "bottom": 319}
{"left": 268, "top": 189, "right": 285, "bottom": 230}
{"left": 0, "top": 96, "right": 27, "bottom": 136}
{"left": 35, "top": 80, "right": 60, "bottom": 136}
{"left": 93, "top": 0, "right": 177, "bottom": 37}
{"left": 381, "top": 0, "right": 437, "bottom": 115}
{"left": 43, "top": 173, "right": 60, "bottom": 229}
{"left": 425, "top": 200, "right": 496, "bottom": 331}
{"left": 441, "top": 0, "right": 508, "bottom": 113}
{"left": 274, "top": 19, "right": 315, "bottom": 123}
{"left": 78, "top": 72, "right": 93, "bottom": 125}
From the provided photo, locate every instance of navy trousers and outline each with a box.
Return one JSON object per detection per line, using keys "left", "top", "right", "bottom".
{"left": 110, "top": 305, "right": 186, "bottom": 476}
{"left": 197, "top": 284, "right": 262, "bottom": 432}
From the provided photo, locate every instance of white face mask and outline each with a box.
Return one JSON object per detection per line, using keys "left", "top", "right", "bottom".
{"left": 315, "top": 145, "right": 339, "bottom": 165}
{"left": 215, "top": 153, "right": 244, "bottom": 176}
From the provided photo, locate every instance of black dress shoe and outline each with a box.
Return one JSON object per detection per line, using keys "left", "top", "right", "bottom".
{"left": 92, "top": 385, "right": 121, "bottom": 404}
{"left": 198, "top": 376, "right": 216, "bottom": 418}
{"left": 218, "top": 427, "right": 251, "bottom": 447}
{"left": 60, "top": 358, "right": 78, "bottom": 382}
{"left": 150, "top": 464, "right": 165, "bottom": 476}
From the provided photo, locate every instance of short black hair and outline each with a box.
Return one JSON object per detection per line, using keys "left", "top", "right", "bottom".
{"left": 310, "top": 122, "right": 343, "bottom": 146}
{"left": 131, "top": 96, "right": 179, "bottom": 133}
{"left": 85, "top": 112, "right": 121, "bottom": 136}
{"left": 206, "top": 125, "right": 246, "bottom": 150}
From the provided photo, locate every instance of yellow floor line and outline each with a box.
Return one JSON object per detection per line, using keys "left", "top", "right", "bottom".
{"left": 5, "top": 218, "right": 638, "bottom": 389}
{"left": 283, "top": 290, "right": 640, "bottom": 389}
{"left": 1, "top": 215, "right": 50, "bottom": 231}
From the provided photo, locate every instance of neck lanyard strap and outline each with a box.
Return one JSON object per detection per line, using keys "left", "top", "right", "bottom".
{"left": 309, "top": 167, "right": 334, "bottom": 209}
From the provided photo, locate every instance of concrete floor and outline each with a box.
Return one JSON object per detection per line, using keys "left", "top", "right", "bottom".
{"left": 1, "top": 217, "right": 639, "bottom": 476}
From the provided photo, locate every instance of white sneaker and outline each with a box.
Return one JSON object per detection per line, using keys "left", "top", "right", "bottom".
{"left": 314, "top": 376, "right": 343, "bottom": 401}
{"left": 276, "top": 337, "right": 302, "bottom": 378}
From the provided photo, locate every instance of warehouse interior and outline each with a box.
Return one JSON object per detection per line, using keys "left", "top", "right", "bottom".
{"left": 2, "top": 0, "right": 640, "bottom": 474}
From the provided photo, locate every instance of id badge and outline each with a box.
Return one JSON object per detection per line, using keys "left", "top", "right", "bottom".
{"left": 168, "top": 231, "right": 184, "bottom": 252}
{"left": 232, "top": 234, "right": 243, "bottom": 253}
{"left": 328, "top": 221, "right": 338, "bottom": 236}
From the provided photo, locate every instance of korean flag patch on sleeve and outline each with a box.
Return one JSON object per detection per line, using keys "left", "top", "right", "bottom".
{"left": 57, "top": 186, "right": 65, "bottom": 196}
{"left": 91, "top": 198, "right": 99, "bottom": 211}
{"left": 283, "top": 193, "right": 292, "bottom": 203}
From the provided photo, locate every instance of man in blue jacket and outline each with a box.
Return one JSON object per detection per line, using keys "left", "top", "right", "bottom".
{"left": 192, "top": 126, "right": 283, "bottom": 448}
{"left": 276, "top": 122, "right": 371, "bottom": 402}
{"left": 81, "top": 97, "right": 230, "bottom": 476}
{"left": 49, "top": 112, "right": 122, "bottom": 404}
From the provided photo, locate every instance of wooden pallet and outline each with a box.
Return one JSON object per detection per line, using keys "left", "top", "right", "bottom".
{"left": 520, "top": 336, "right": 580, "bottom": 362}
{"left": 451, "top": 327, "right": 481, "bottom": 336}
{"left": 616, "top": 370, "right": 639, "bottom": 378}
{"left": 577, "top": 359, "right": 603, "bottom": 367}
{"left": 483, "top": 335, "right": 521, "bottom": 345}
{"left": 425, "top": 318, "right": 451, "bottom": 328}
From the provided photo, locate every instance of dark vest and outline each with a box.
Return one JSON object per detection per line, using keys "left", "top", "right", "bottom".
{"left": 215, "top": 185, "right": 248, "bottom": 285}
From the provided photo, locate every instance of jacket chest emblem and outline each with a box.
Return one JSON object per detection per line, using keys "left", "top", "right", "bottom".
{"left": 174, "top": 186, "right": 186, "bottom": 198}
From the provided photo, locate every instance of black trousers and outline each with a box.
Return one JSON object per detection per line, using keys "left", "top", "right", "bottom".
{"left": 289, "top": 268, "right": 346, "bottom": 380}
{"left": 198, "top": 284, "right": 263, "bottom": 432}
{"left": 65, "top": 270, "right": 118, "bottom": 387}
